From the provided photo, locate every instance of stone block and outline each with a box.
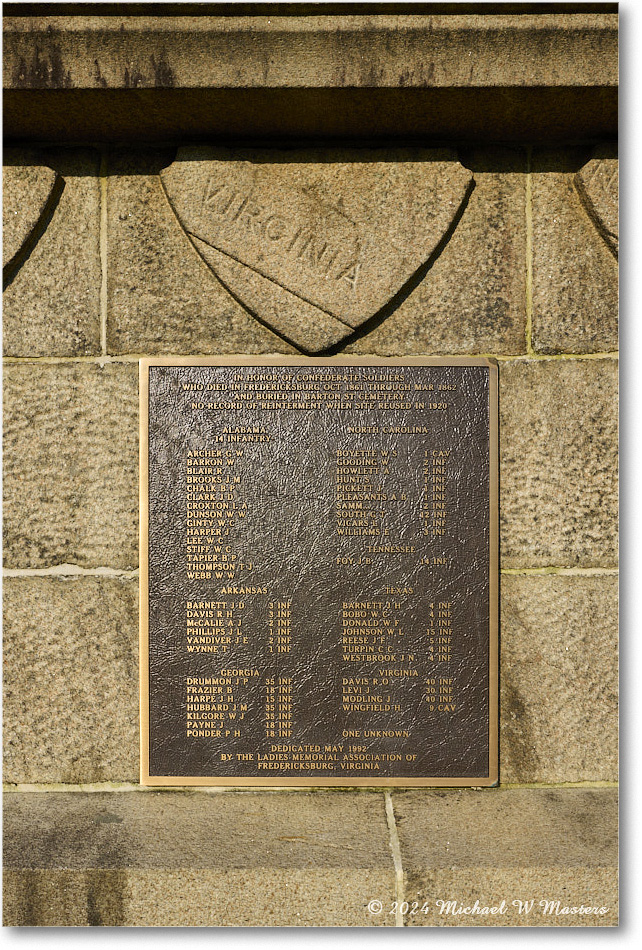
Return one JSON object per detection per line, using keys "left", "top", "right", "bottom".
{"left": 500, "top": 574, "right": 618, "bottom": 784}
{"left": 500, "top": 359, "right": 618, "bottom": 568}
{"left": 3, "top": 148, "right": 101, "bottom": 357}
{"left": 575, "top": 146, "right": 618, "bottom": 256}
{"left": 3, "top": 16, "right": 618, "bottom": 144}
{"left": 3, "top": 790, "right": 395, "bottom": 926}
{"left": 3, "top": 362, "right": 138, "bottom": 570}
{"left": 3, "top": 869, "right": 396, "bottom": 927}
{"left": 531, "top": 148, "right": 618, "bottom": 354}
{"left": 3, "top": 789, "right": 617, "bottom": 926}
{"left": 106, "top": 150, "right": 295, "bottom": 356}
{"left": 3, "top": 577, "right": 139, "bottom": 784}
{"left": 346, "top": 149, "right": 527, "bottom": 356}
{"left": 3, "top": 152, "right": 60, "bottom": 270}
{"left": 394, "top": 787, "right": 618, "bottom": 926}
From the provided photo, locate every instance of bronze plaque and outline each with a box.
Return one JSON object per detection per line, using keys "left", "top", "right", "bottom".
{"left": 140, "top": 357, "right": 498, "bottom": 786}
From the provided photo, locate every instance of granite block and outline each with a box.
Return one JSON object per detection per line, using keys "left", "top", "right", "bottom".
{"left": 3, "top": 577, "right": 139, "bottom": 784}
{"left": 394, "top": 787, "right": 618, "bottom": 926}
{"left": 346, "top": 149, "right": 527, "bottom": 356}
{"left": 500, "top": 574, "right": 618, "bottom": 783}
{"left": 3, "top": 148, "right": 101, "bottom": 357}
{"left": 500, "top": 358, "right": 618, "bottom": 567}
{"left": 3, "top": 362, "right": 138, "bottom": 569}
{"left": 3, "top": 790, "right": 395, "bottom": 926}
{"left": 531, "top": 148, "right": 618, "bottom": 354}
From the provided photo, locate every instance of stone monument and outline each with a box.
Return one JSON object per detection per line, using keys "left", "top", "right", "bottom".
{"left": 3, "top": 6, "right": 618, "bottom": 927}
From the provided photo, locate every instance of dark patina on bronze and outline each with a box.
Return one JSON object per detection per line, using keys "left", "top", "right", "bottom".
{"left": 140, "top": 357, "right": 498, "bottom": 786}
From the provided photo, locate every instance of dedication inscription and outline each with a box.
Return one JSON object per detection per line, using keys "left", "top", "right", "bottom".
{"left": 140, "top": 357, "right": 498, "bottom": 786}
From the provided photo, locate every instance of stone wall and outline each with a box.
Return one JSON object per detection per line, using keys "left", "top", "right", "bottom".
{"left": 3, "top": 8, "right": 618, "bottom": 927}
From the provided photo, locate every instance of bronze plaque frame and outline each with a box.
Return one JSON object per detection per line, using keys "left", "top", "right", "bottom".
{"left": 140, "top": 356, "right": 498, "bottom": 787}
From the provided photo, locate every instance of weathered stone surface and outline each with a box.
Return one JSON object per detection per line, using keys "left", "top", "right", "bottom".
{"left": 346, "top": 149, "right": 527, "bottom": 355}
{"left": 3, "top": 791, "right": 395, "bottom": 925}
{"left": 4, "top": 869, "right": 394, "bottom": 927}
{"left": 3, "top": 363, "right": 138, "bottom": 569}
{"left": 161, "top": 147, "right": 473, "bottom": 350}
{"left": 575, "top": 144, "right": 618, "bottom": 257}
{"left": 500, "top": 575, "right": 618, "bottom": 784}
{"left": 404, "top": 868, "right": 617, "bottom": 927}
{"left": 3, "top": 577, "right": 138, "bottom": 784}
{"left": 500, "top": 359, "right": 618, "bottom": 568}
{"left": 2, "top": 150, "right": 60, "bottom": 271}
{"left": 3, "top": 149, "right": 101, "bottom": 357}
{"left": 3, "top": 789, "right": 617, "bottom": 925}
{"left": 3, "top": 790, "right": 392, "bottom": 868}
{"left": 3, "top": 16, "right": 618, "bottom": 144}
{"left": 395, "top": 788, "right": 618, "bottom": 926}
{"left": 3, "top": 14, "right": 618, "bottom": 91}
{"left": 394, "top": 788, "right": 617, "bottom": 868}
{"left": 192, "top": 236, "right": 349, "bottom": 352}
{"left": 106, "top": 150, "right": 295, "bottom": 356}
{"left": 531, "top": 150, "right": 618, "bottom": 354}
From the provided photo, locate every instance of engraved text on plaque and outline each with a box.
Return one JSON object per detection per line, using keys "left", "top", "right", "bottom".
{"left": 140, "top": 357, "right": 498, "bottom": 786}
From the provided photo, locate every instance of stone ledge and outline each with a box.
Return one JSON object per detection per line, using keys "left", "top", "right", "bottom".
{"left": 3, "top": 14, "right": 618, "bottom": 90}
{"left": 397, "top": 787, "right": 618, "bottom": 926}
{"left": 393, "top": 787, "right": 617, "bottom": 868}
{"left": 3, "top": 12, "right": 617, "bottom": 143}
{"left": 3, "top": 789, "right": 395, "bottom": 925}
{"left": 3, "top": 787, "right": 617, "bottom": 926}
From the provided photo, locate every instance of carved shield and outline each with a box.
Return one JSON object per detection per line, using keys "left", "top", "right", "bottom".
{"left": 161, "top": 148, "right": 473, "bottom": 351}
{"left": 3, "top": 151, "right": 62, "bottom": 278}
{"left": 575, "top": 146, "right": 618, "bottom": 258}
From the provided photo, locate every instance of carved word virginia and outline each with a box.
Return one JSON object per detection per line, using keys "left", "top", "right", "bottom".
{"left": 203, "top": 177, "right": 361, "bottom": 291}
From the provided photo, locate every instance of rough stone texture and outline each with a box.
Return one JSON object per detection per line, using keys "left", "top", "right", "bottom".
{"left": 2, "top": 150, "right": 60, "bottom": 270}
{"left": 161, "top": 147, "right": 473, "bottom": 350}
{"left": 395, "top": 788, "right": 618, "bottom": 926}
{"left": 3, "top": 869, "right": 394, "bottom": 927}
{"left": 3, "top": 577, "right": 139, "bottom": 784}
{"left": 531, "top": 149, "right": 618, "bottom": 354}
{"left": 3, "top": 791, "right": 395, "bottom": 926}
{"left": 3, "top": 362, "right": 138, "bottom": 569}
{"left": 404, "top": 868, "right": 617, "bottom": 927}
{"left": 3, "top": 149, "right": 101, "bottom": 357}
{"left": 500, "top": 359, "right": 618, "bottom": 568}
{"left": 394, "top": 788, "right": 617, "bottom": 869}
{"left": 500, "top": 575, "right": 618, "bottom": 784}
{"left": 192, "top": 235, "right": 350, "bottom": 353}
{"left": 3, "top": 16, "right": 618, "bottom": 145}
{"left": 3, "top": 790, "right": 392, "bottom": 869}
{"left": 106, "top": 150, "right": 295, "bottom": 356}
{"left": 346, "top": 149, "right": 527, "bottom": 355}
{"left": 3, "top": 788, "right": 617, "bottom": 926}
{"left": 3, "top": 14, "right": 618, "bottom": 90}
{"left": 575, "top": 144, "right": 618, "bottom": 257}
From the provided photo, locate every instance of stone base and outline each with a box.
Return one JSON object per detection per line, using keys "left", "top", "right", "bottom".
{"left": 3, "top": 787, "right": 617, "bottom": 927}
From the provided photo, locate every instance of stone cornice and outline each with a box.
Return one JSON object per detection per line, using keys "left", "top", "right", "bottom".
{"left": 4, "top": 13, "right": 618, "bottom": 89}
{"left": 3, "top": 10, "right": 618, "bottom": 144}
